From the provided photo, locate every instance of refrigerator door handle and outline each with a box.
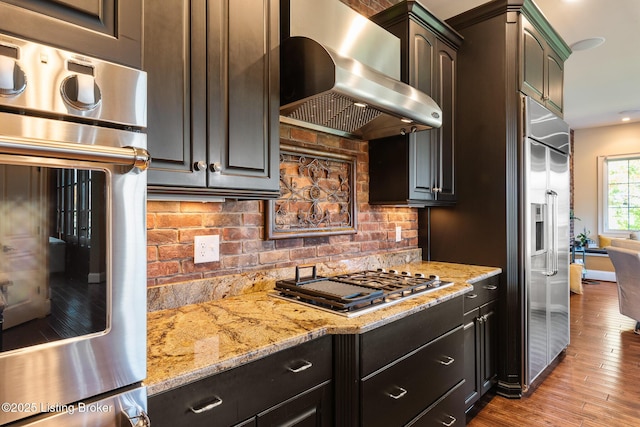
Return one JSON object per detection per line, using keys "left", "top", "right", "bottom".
{"left": 545, "top": 189, "right": 559, "bottom": 276}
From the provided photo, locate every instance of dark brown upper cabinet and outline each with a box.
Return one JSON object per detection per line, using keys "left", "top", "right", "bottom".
{"left": 369, "top": 1, "right": 462, "bottom": 207}
{"left": 144, "top": 0, "right": 280, "bottom": 200}
{"left": 0, "top": 0, "right": 141, "bottom": 68}
{"left": 521, "top": 15, "right": 566, "bottom": 117}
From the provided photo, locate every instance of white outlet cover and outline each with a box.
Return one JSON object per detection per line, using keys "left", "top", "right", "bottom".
{"left": 194, "top": 235, "right": 220, "bottom": 263}
{"left": 395, "top": 226, "right": 402, "bottom": 242}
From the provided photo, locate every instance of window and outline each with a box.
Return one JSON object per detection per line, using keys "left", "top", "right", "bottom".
{"left": 598, "top": 154, "right": 640, "bottom": 234}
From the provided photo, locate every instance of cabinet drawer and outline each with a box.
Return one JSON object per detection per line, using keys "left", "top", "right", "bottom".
{"left": 361, "top": 327, "right": 464, "bottom": 427}
{"left": 148, "top": 336, "right": 332, "bottom": 427}
{"left": 360, "top": 296, "right": 463, "bottom": 377}
{"left": 407, "top": 380, "right": 465, "bottom": 427}
{"left": 257, "top": 381, "right": 332, "bottom": 426}
{"left": 463, "top": 276, "right": 499, "bottom": 313}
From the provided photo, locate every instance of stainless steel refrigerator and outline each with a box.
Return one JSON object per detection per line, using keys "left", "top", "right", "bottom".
{"left": 524, "top": 97, "right": 570, "bottom": 385}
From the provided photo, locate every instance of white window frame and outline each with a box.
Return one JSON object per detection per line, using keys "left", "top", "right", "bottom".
{"left": 597, "top": 153, "right": 640, "bottom": 236}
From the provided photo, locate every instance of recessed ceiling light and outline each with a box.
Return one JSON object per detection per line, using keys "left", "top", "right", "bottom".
{"left": 354, "top": 102, "right": 367, "bottom": 108}
{"left": 401, "top": 118, "right": 413, "bottom": 124}
{"left": 570, "top": 37, "right": 605, "bottom": 51}
{"left": 619, "top": 110, "right": 640, "bottom": 122}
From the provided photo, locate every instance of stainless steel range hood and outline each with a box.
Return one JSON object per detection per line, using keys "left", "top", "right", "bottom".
{"left": 280, "top": 0, "right": 442, "bottom": 141}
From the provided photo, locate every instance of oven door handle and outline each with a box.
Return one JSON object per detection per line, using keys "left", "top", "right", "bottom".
{"left": 0, "top": 136, "right": 150, "bottom": 171}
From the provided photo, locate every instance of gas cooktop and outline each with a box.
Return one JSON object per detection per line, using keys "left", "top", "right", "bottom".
{"left": 273, "top": 266, "right": 453, "bottom": 317}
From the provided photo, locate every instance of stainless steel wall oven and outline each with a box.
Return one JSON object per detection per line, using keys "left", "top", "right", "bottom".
{"left": 0, "top": 34, "right": 149, "bottom": 426}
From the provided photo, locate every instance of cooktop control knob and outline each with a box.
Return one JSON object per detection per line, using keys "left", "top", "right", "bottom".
{"left": 0, "top": 53, "right": 26, "bottom": 96}
{"left": 60, "top": 73, "right": 102, "bottom": 111}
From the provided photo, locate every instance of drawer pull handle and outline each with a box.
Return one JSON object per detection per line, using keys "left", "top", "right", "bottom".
{"left": 442, "top": 415, "right": 457, "bottom": 426}
{"left": 287, "top": 360, "right": 313, "bottom": 373}
{"left": 439, "top": 356, "right": 455, "bottom": 366}
{"left": 466, "top": 293, "right": 478, "bottom": 299}
{"left": 190, "top": 396, "right": 223, "bottom": 414}
{"left": 387, "top": 387, "right": 408, "bottom": 400}
{"left": 484, "top": 285, "right": 498, "bottom": 291}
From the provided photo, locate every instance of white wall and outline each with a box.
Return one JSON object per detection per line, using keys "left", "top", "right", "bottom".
{"left": 573, "top": 122, "right": 640, "bottom": 244}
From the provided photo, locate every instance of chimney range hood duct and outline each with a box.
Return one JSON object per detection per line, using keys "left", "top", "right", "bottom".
{"left": 280, "top": 0, "right": 442, "bottom": 141}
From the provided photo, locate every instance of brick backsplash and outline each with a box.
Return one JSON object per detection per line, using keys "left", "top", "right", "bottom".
{"left": 147, "top": 123, "right": 419, "bottom": 288}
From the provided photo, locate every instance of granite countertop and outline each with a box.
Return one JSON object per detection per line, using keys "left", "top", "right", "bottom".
{"left": 145, "top": 261, "right": 501, "bottom": 395}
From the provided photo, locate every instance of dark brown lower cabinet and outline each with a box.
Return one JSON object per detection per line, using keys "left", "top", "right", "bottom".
{"left": 149, "top": 293, "right": 476, "bottom": 426}
{"left": 335, "top": 296, "right": 465, "bottom": 426}
{"left": 361, "top": 327, "right": 464, "bottom": 427}
{"left": 462, "top": 276, "right": 499, "bottom": 417}
{"left": 148, "top": 336, "right": 332, "bottom": 427}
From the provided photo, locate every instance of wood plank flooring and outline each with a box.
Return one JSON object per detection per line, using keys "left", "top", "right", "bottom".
{"left": 469, "top": 281, "right": 640, "bottom": 426}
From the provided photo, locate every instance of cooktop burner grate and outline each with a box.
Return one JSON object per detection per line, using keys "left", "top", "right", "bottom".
{"left": 273, "top": 266, "right": 453, "bottom": 317}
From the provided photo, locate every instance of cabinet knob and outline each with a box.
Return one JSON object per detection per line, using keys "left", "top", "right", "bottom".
{"left": 210, "top": 162, "right": 222, "bottom": 173}
{"left": 484, "top": 285, "right": 498, "bottom": 291}
{"left": 466, "top": 293, "right": 478, "bottom": 299}
{"left": 194, "top": 161, "right": 207, "bottom": 171}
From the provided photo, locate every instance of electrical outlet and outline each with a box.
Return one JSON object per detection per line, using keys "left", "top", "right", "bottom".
{"left": 395, "top": 226, "right": 402, "bottom": 242}
{"left": 194, "top": 235, "right": 220, "bottom": 263}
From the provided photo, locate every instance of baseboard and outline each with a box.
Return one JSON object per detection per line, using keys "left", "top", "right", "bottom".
{"left": 584, "top": 269, "right": 616, "bottom": 282}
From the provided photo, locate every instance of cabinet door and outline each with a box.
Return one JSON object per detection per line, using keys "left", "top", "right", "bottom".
{"left": 521, "top": 19, "right": 545, "bottom": 104}
{"left": 480, "top": 300, "right": 499, "bottom": 395}
{"left": 545, "top": 49, "right": 564, "bottom": 116}
{"left": 462, "top": 308, "right": 481, "bottom": 409}
{"left": 0, "top": 0, "right": 141, "bottom": 68}
{"left": 144, "top": 0, "right": 205, "bottom": 188}
{"left": 410, "top": 25, "right": 438, "bottom": 202}
{"left": 207, "top": 0, "right": 280, "bottom": 197}
{"left": 433, "top": 39, "right": 456, "bottom": 203}
{"left": 257, "top": 382, "right": 332, "bottom": 427}
{"left": 521, "top": 17, "right": 564, "bottom": 117}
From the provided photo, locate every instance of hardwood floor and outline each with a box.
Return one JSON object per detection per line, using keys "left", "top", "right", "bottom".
{"left": 469, "top": 281, "right": 640, "bottom": 426}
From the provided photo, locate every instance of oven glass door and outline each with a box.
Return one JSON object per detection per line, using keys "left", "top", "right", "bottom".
{"left": 0, "top": 163, "right": 107, "bottom": 352}
{"left": 0, "top": 126, "right": 148, "bottom": 425}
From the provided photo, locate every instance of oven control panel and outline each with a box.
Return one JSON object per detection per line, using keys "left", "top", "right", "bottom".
{"left": 0, "top": 33, "right": 146, "bottom": 129}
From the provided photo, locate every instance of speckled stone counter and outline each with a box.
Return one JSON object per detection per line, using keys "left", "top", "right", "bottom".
{"left": 146, "top": 261, "right": 501, "bottom": 395}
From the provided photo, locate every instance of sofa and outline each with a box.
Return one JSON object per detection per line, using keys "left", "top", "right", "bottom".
{"left": 606, "top": 238, "right": 640, "bottom": 334}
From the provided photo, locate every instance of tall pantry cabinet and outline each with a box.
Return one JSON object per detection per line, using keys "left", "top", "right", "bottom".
{"left": 426, "top": 0, "right": 571, "bottom": 398}
{"left": 143, "top": 0, "right": 280, "bottom": 200}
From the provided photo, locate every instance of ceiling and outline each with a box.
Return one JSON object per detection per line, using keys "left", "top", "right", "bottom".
{"left": 420, "top": 0, "right": 640, "bottom": 130}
